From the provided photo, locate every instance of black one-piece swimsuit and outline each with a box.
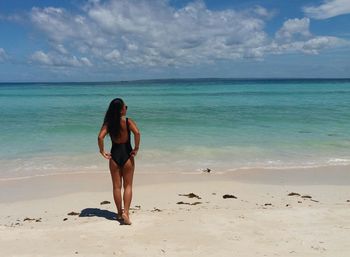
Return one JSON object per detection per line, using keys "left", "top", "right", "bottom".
{"left": 110, "top": 118, "right": 133, "bottom": 167}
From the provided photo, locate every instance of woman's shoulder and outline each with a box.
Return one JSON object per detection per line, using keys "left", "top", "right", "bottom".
{"left": 127, "top": 117, "right": 137, "bottom": 126}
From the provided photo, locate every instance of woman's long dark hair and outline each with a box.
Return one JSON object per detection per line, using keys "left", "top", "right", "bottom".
{"left": 103, "top": 98, "right": 125, "bottom": 140}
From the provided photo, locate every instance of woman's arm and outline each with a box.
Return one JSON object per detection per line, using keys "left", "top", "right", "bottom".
{"left": 98, "top": 124, "right": 111, "bottom": 159}
{"left": 128, "top": 118, "right": 141, "bottom": 156}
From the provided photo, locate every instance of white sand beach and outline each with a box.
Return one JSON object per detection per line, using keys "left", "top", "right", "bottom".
{"left": 1, "top": 166, "right": 350, "bottom": 257}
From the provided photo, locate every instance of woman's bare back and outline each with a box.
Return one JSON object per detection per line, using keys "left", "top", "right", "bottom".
{"left": 111, "top": 118, "right": 129, "bottom": 144}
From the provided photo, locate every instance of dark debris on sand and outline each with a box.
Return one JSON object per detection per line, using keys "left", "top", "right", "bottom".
{"left": 301, "top": 195, "right": 312, "bottom": 199}
{"left": 23, "top": 217, "right": 42, "bottom": 222}
{"left": 288, "top": 192, "right": 301, "bottom": 196}
{"left": 130, "top": 205, "right": 141, "bottom": 211}
{"left": 176, "top": 201, "right": 202, "bottom": 205}
{"left": 151, "top": 208, "right": 162, "bottom": 212}
{"left": 178, "top": 193, "right": 202, "bottom": 199}
{"left": 288, "top": 192, "right": 319, "bottom": 202}
{"left": 67, "top": 211, "right": 80, "bottom": 216}
{"left": 223, "top": 194, "right": 237, "bottom": 199}
{"left": 100, "top": 200, "right": 111, "bottom": 205}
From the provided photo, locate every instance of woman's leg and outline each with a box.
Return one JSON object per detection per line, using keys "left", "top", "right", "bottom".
{"left": 121, "top": 157, "right": 135, "bottom": 224}
{"left": 109, "top": 159, "right": 123, "bottom": 219}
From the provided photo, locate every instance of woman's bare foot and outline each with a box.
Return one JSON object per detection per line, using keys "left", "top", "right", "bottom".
{"left": 117, "top": 213, "right": 123, "bottom": 220}
{"left": 122, "top": 212, "right": 132, "bottom": 225}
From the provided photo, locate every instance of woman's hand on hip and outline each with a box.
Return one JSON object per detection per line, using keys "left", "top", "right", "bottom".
{"left": 130, "top": 148, "right": 138, "bottom": 157}
{"left": 100, "top": 151, "right": 111, "bottom": 159}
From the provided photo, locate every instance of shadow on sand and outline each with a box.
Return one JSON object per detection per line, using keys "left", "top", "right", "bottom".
{"left": 79, "top": 208, "right": 124, "bottom": 224}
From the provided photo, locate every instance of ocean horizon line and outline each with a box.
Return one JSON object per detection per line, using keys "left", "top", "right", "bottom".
{"left": 1, "top": 77, "right": 350, "bottom": 85}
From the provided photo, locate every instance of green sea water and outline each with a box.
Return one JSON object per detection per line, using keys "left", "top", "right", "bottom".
{"left": 1, "top": 79, "right": 350, "bottom": 178}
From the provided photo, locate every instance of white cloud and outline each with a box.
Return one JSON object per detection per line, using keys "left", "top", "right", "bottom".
{"left": 80, "top": 57, "right": 93, "bottom": 66}
{"left": 271, "top": 36, "right": 346, "bottom": 55}
{"left": 303, "top": 0, "right": 350, "bottom": 19}
{"left": 275, "top": 18, "right": 311, "bottom": 42}
{"left": 31, "top": 7, "right": 89, "bottom": 42}
{"left": 301, "top": 36, "right": 347, "bottom": 53}
{"left": 31, "top": 51, "right": 52, "bottom": 65}
{"left": 28, "top": 0, "right": 348, "bottom": 69}
{"left": 251, "top": 5, "right": 275, "bottom": 19}
{"left": 272, "top": 17, "right": 348, "bottom": 55}
{"left": 29, "top": 0, "right": 272, "bottom": 66}
{"left": 53, "top": 44, "right": 68, "bottom": 55}
{"left": 0, "top": 48, "right": 8, "bottom": 61}
{"left": 104, "top": 49, "right": 121, "bottom": 62}
{"left": 30, "top": 50, "right": 92, "bottom": 67}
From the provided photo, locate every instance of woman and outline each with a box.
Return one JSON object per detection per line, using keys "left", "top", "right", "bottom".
{"left": 98, "top": 98, "right": 140, "bottom": 225}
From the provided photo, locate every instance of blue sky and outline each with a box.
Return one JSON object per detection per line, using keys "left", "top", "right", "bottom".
{"left": 0, "top": 0, "right": 349, "bottom": 82}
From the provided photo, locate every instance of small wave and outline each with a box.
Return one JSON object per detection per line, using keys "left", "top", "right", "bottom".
{"left": 327, "top": 158, "right": 350, "bottom": 165}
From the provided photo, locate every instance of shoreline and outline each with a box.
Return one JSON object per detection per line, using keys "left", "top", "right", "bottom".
{"left": 1, "top": 164, "right": 350, "bottom": 203}
{"left": 1, "top": 161, "right": 350, "bottom": 181}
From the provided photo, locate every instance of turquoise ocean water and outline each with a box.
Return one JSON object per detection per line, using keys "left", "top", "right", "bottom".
{"left": 1, "top": 79, "right": 350, "bottom": 179}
